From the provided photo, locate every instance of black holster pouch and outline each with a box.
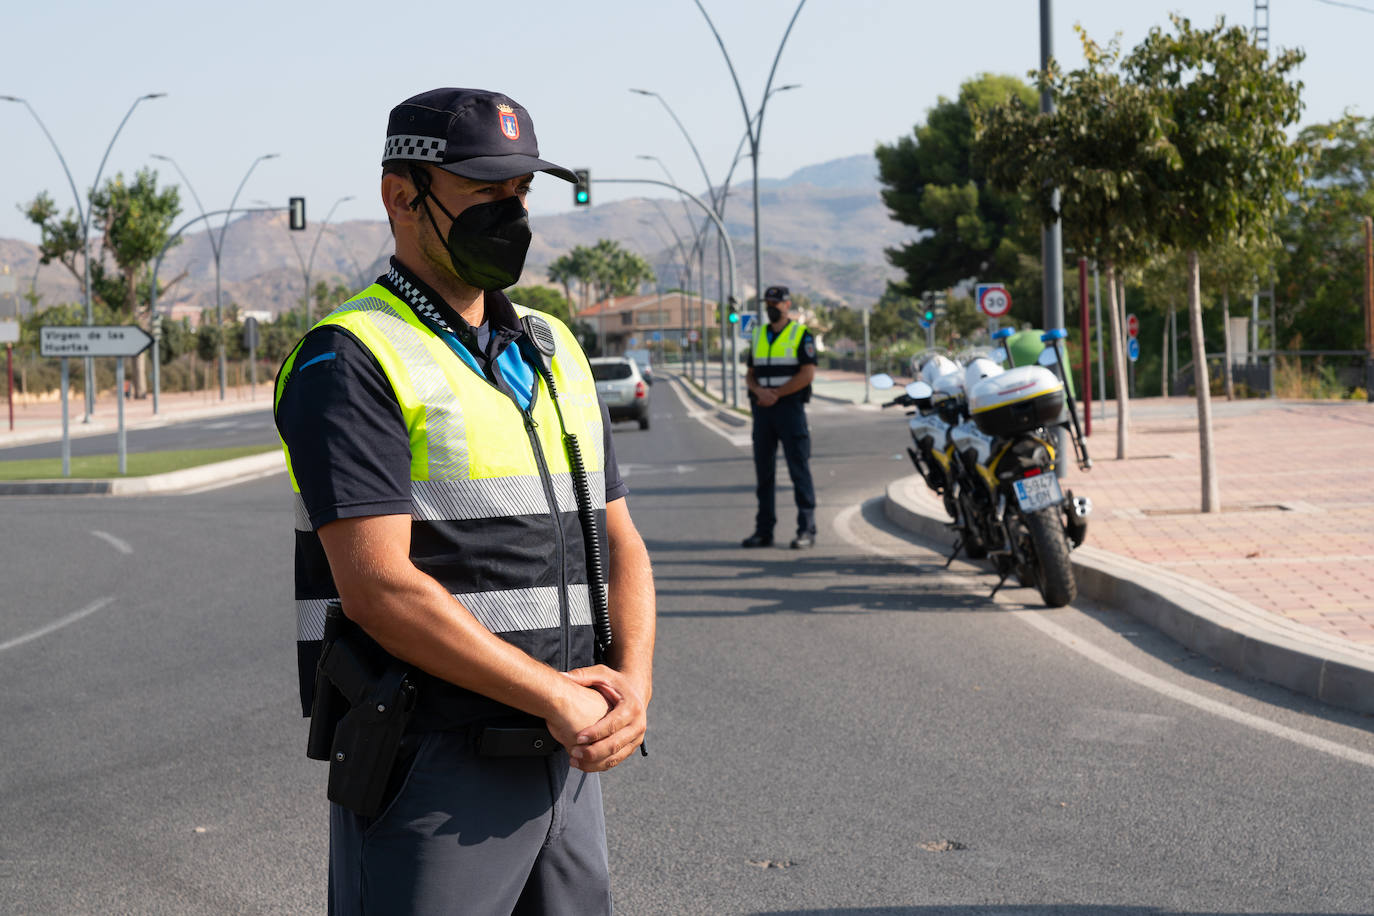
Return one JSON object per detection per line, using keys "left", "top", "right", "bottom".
{"left": 305, "top": 601, "right": 417, "bottom": 818}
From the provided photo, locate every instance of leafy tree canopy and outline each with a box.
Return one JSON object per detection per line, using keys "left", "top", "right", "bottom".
{"left": 876, "top": 73, "right": 1040, "bottom": 310}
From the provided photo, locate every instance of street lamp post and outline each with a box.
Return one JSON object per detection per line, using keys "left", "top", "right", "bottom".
{"left": 148, "top": 206, "right": 284, "bottom": 413}
{"left": 639, "top": 215, "right": 694, "bottom": 376}
{"left": 693, "top": 0, "right": 807, "bottom": 328}
{"left": 211, "top": 153, "right": 279, "bottom": 399}
{"left": 630, "top": 84, "right": 799, "bottom": 407}
{"left": 638, "top": 154, "right": 709, "bottom": 382}
{"left": 293, "top": 195, "right": 355, "bottom": 325}
{"left": 3, "top": 92, "right": 165, "bottom": 420}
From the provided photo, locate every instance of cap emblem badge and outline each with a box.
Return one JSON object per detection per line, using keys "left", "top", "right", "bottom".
{"left": 497, "top": 103, "right": 520, "bottom": 140}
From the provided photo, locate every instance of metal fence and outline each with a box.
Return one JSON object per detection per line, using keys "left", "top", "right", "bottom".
{"left": 1170, "top": 351, "right": 1371, "bottom": 398}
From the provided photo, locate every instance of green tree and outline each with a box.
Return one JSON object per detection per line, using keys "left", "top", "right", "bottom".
{"left": 546, "top": 241, "right": 656, "bottom": 312}
{"left": 876, "top": 73, "right": 1041, "bottom": 319}
{"left": 1127, "top": 14, "right": 1306, "bottom": 510}
{"left": 978, "top": 30, "right": 1166, "bottom": 459}
{"left": 24, "top": 168, "right": 182, "bottom": 398}
{"left": 1276, "top": 117, "right": 1374, "bottom": 351}
{"left": 510, "top": 285, "right": 573, "bottom": 325}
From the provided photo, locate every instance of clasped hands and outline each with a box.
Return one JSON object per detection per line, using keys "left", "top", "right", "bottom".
{"left": 547, "top": 665, "right": 648, "bottom": 773}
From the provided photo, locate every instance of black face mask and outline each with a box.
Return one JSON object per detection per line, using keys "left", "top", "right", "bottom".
{"left": 766, "top": 305, "right": 783, "bottom": 324}
{"left": 414, "top": 177, "right": 531, "bottom": 291}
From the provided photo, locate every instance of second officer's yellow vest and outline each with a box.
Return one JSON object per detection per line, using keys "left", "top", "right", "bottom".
{"left": 752, "top": 320, "right": 808, "bottom": 388}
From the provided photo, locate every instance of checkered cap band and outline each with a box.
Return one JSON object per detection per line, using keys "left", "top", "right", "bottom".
{"left": 387, "top": 266, "right": 453, "bottom": 333}
{"left": 383, "top": 134, "right": 447, "bottom": 163}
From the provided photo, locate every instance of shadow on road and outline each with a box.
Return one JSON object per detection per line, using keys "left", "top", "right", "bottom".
{"left": 757, "top": 908, "right": 1349, "bottom": 916}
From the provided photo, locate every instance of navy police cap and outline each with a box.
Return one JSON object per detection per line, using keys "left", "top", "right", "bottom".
{"left": 383, "top": 88, "right": 578, "bottom": 184}
{"left": 764, "top": 285, "right": 790, "bottom": 302}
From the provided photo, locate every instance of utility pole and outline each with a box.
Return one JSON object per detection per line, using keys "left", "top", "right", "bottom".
{"left": 1365, "top": 216, "right": 1373, "bottom": 401}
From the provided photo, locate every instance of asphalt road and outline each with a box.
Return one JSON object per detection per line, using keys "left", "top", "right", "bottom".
{"left": 2, "top": 380, "right": 1373, "bottom": 914}
{"left": 0, "top": 409, "right": 279, "bottom": 461}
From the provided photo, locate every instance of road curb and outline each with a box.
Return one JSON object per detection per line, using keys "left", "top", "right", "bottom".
{"left": 884, "top": 473, "right": 1374, "bottom": 715}
{"left": 0, "top": 450, "right": 284, "bottom": 497}
{"left": 665, "top": 373, "right": 749, "bottom": 427}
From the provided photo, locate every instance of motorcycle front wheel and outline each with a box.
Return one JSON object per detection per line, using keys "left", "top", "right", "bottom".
{"left": 1025, "top": 506, "right": 1076, "bottom": 608}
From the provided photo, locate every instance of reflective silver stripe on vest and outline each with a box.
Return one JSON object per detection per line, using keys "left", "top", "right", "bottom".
{"left": 298, "top": 598, "right": 332, "bottom": 641}
{"left": 409, "top": 471, "right": 605, "bottom": 521}
{"left": 295, "top": 585, "right": 591, "bottom": 642}
{"left": 460, "top": 584, "right": 592, "bottom": 633}
{"left": 331, "top": 296, "right": 468, "bottom": 479}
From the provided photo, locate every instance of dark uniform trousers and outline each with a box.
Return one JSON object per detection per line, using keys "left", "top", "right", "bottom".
{"left": 751, "top": 395, "right": 817, "bottom": 537}
{"left": 328, "top": 730, "right": 612, "bottom": 915}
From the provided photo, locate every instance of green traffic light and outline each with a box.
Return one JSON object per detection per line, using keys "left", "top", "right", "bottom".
{"left": 923, "top": 310, "right": 934, "bottom": 321}
{"left": 576, "top": 189, "right": 589, "bottom": 204}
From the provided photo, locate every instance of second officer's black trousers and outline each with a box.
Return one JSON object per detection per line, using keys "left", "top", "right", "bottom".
{"left": 751, "top": 396, "right": 816, "bottom": 537}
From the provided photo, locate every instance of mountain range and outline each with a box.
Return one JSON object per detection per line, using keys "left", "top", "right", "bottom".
{"left": 0, "top": 154, "right": 907, "bottom": 320}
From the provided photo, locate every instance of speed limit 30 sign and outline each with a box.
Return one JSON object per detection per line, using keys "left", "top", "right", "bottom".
{"left": 976, "top": 283, "right": 1012, "bottom": 318}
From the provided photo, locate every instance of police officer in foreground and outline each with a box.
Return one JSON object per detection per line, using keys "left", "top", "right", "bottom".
{"left": 273, "top": 88, "right": 655, "bottom": 915}
{"left": 742, "top": 285, "right": 818, "bottom": 549}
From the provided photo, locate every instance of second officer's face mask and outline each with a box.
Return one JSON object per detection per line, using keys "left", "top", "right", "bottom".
{"left": 766, "top": 305, "right": 784, "bottom": 324}
{"left": 413, "top": 172, "right": 532, "bottom": 291}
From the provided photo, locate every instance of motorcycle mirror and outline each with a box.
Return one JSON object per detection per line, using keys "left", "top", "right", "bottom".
{"left": 1037, "top": 347, "right": 1059, "bottom": 367}
{"left": 990, "top": 347, "right": 1008, "bottom": 364}
{"left": 906, "top": 380, "right": 933, "bottom": 400}
{"left": 870, "top": 373, "right": 895, "bottom": 390}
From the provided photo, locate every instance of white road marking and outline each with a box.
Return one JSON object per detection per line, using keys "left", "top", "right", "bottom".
{"left": 619, "top": 463, "right": 695, "bottom": 477}
{"left": 90, "top": 530, "right": 133, "bottom": 554}
{"left": 833, "top": 500, "right": 1374, "bottom": 771}
{"left": 0, "top": 597, "right": 117, "bottom": 653}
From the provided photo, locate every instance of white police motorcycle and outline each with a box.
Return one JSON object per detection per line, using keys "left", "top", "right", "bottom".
{"left": 874, "top": 331, "right": 1092, "bottom": 608}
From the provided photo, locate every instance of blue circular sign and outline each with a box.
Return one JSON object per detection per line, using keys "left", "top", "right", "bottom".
{"left": 1128, "top": 337, "right": 1140, "bottom": 362}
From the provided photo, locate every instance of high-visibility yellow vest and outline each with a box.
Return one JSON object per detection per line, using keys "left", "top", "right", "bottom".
{"left": 274, "top": 282, "right": 605, "bottom": 724}
{"left": 751, "top": 320, "right": 808, "bottom": 388}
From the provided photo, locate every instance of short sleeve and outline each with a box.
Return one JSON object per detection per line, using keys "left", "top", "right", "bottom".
{"left": 274, "top": 327, "right": 413, "bottom": 528}
{"left": 798, "top": 331, "right": 818, "bottom": 366}
{"left": 601, "top": 396, "right": 630, "bottom": 503}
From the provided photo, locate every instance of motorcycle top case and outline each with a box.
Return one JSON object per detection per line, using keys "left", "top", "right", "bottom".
{"left": 969, "top": 365, "right": 1065, "bottom": 438}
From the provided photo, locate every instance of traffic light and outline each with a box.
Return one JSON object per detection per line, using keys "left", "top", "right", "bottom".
{"left": 728, "top": 303, "right": 739, "bottom": 324}
{"left": 573, "top": 169, "right": 590, "bottom": 207}
{"left": 923, "top": 309, "right": 934, "bottom": 322}
{"left": 289, "top": 197, "right": 306, "bottom": 231}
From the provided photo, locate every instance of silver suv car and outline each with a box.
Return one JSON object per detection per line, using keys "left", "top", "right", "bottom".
{"left": 590, "top": 356, "right": 651, "bottom": 430}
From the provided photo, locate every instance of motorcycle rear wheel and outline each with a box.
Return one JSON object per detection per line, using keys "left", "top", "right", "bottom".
{"left": 1025, "top": 506, "right": 1076, "bottom": 608}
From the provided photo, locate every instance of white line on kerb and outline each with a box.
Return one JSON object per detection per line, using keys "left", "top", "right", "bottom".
{"left": 833, "top": 501, "right": 1374, "bottom": 772}
{"left": 90, "top": 530, "right": 133, "bottom": 554}
{"left": 0, "top": 597, "right": 117, "bottom": 654}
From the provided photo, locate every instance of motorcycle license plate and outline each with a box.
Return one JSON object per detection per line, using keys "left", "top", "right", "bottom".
{"left": 1013, "top": 473, "right": 1063, "bottom": 512}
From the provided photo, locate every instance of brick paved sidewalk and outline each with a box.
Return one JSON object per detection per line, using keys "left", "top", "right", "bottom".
{"left": 812, "top": 367, "right": 1374, "bottom": 650}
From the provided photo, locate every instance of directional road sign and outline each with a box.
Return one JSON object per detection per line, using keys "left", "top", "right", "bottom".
{"left": 650, "top": 331, "right": 662, "bottom": 342}
{"left": 976, "top": 283, "right": 1012, "bottom": 318}
{"left": 41, "top": 325, "right": 154, "bottom": 358}
{"left": 1127, "top": 313, "right": 1140, "bottom": 338}
{"left": 1128, "top": 337, "right": 1140, "bottom": 362}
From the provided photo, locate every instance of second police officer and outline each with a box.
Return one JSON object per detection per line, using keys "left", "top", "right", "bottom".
{"left": 742, "top": 285, "right": 819, "bottom": 549}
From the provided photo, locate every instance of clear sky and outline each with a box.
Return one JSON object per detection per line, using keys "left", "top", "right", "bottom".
{"left": 2, "top": 0, "right": 1368, "bottom": 247}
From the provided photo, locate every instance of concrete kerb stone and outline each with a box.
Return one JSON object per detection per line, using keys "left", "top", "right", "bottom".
{"left": 0, "top": 450, "right": 284, "bottom": 497}
{"left": 666, "top": 372, "right": 749, "bottom": 428}
{"left": 884, "top": 474, "right": 1374, "bottom": 715}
